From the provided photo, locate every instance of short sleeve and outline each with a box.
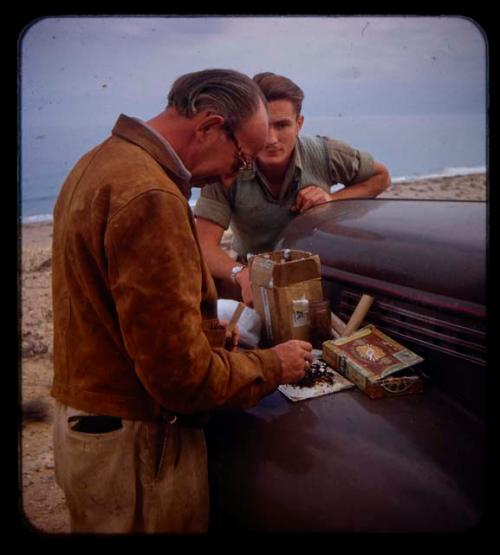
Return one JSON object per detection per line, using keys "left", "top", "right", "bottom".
{"left": 355, "top": 150, "right": 376, "bottom": 183}
{"left": 193, "top": 182, "right": 232, "bottom": 229}
{"left": 325, "top": 138, "right": 375, "bottom": 185}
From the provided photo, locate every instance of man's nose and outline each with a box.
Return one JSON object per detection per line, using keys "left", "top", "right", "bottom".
{"left": 265, "top": 126, "right": 279, "bottom": 145}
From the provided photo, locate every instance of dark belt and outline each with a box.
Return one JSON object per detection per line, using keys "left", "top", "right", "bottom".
{"left": 162, "top": 411, "right": 210, "bottom": 428}
{"left": 68, "top": 412, "right": 210, "bottom": 433}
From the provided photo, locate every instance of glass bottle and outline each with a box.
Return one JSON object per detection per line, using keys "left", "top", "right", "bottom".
{"left": 309, "top": 299, "right": 333, "bottom": 349}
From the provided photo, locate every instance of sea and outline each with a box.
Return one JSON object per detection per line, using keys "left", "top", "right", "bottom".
{"left": 20, "top": 113, "right": 487, "bottom": 224}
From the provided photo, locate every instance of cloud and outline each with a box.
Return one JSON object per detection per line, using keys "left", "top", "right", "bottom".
{"left": 20, "top": 15, "right": 486, "bottom": 126}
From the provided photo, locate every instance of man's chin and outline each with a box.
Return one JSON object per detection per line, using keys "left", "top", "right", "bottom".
{"left": 258, "top": 153, "right": 286, "bottom": 166}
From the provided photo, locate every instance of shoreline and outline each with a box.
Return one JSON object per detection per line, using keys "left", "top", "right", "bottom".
{"left": 21, "top": 171, "right": 487, "bottom": 226}
{"left": 377, "top": 172, "right": 486, "bottom": 201}
{"left": 20, "top": 172, "right": 487, "bottom": 265}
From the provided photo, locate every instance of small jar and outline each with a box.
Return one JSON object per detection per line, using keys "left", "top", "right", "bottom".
{"left": 309, "top": 299, "right": 333, "bottom": 349}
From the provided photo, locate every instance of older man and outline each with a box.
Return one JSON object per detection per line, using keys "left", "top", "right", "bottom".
{"left": 51, "top": 69, "right": 312, "bottom": 534}
{"left": 195, "top": 72, "right": 391, "bottom": 305}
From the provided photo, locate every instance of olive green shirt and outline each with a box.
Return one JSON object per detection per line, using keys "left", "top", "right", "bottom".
{"left": 194, "top": 134, "right": 374, "bottom": 257}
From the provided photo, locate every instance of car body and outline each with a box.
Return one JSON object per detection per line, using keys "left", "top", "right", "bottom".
{"left": 276, "top": 199, "right": 487, "bottom": 416}
{"left": 206, "top": 199, "right": 488, "bottom": 533}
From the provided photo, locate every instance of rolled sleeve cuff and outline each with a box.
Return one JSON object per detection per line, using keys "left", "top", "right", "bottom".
{"left": 222, "top": 347, "right": 283, "bottom": 409}
{"left": 353, "top": 151, "right": 375, "bottom": 183}
{"left": 256, "top": 348, "right": 283, "bottom": 392}
{"left": 194, "top": 197, "right": 232, "bottom": 229}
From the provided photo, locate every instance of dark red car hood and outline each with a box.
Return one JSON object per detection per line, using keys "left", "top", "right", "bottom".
{"left": 275, "top": 199, "right": 486, "bottom": 308}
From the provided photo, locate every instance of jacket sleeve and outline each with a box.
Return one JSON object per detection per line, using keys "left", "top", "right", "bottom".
{"left": 105, "top": 189, "right": 282, "bottom": 414}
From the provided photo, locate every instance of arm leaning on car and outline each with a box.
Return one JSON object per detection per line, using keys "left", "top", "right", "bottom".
{"left": 292, "top": 161, "right": 391, "bottom": 213}
{"left": 195, "top": 217, "right": 254, "bottom": 307}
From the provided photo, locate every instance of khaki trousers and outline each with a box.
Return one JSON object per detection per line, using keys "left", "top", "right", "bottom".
{"left": 53, "top": 402, "right": 209, "bottom": 534}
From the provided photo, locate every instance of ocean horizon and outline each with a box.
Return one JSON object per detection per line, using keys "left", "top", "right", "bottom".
{"left": 20, "top": 112, "right": 487, "bottom": 224}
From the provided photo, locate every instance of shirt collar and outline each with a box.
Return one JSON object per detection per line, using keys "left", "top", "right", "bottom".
{"left": 250, "top": 139, "right": 303, "bottom": 200}
{"left": 112, "top": 114, "right": 192, "bottom": 199}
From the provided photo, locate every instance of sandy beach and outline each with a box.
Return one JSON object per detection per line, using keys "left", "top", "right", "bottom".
{"left": 19, "top": 173, "right": 486, "bottom": 534}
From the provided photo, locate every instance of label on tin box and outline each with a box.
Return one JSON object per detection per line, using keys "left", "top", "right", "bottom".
{"left": 323, "top": 325, "right": 423, "bottom": 382}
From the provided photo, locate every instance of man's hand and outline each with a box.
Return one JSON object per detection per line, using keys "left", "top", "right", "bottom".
{"left": 219, "top": 319, "right": 240, "bottom": 351}
{"left": 235, "top": 267, "right": 254, "bottom": 307}
{"left": 271, "top": 339, "right": 313, "bottom": 384}
{"left": 291, "top": 185, "right": 332, "bottom": 213}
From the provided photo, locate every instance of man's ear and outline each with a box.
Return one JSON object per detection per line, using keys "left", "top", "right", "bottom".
{"left": 297, "top": 114, "right": 305, "bottom": 132}
{"left": 196, "top": 112, "right": 226, "bottom": 142}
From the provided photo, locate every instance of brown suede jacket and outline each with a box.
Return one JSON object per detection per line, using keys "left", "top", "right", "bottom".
{"left": 51, "top": 114, "right": 282, "bottom": 420}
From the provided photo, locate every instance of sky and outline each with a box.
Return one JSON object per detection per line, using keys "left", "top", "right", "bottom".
{"left": 20, "top": 15, "right": 486, "bottom": 131}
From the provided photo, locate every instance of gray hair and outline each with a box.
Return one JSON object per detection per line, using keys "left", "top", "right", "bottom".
{"left": 167, "top": 69, "right": 267, "bottom": 133}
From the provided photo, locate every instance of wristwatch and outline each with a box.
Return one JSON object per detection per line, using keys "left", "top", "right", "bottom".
{"left": 230, "top": 264, "right": 246, "bottom": 284}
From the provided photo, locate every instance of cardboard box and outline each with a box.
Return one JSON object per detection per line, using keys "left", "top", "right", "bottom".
{"left": 249, "top": 249, "right": 323, "bottom": 345}
{"left": 321, "top": 325, "right": 424, "bottom": 399}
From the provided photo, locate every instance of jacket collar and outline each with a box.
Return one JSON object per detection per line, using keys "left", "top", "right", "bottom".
{"left": 112, "top": 114, "right": 192, "bottom": 199}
